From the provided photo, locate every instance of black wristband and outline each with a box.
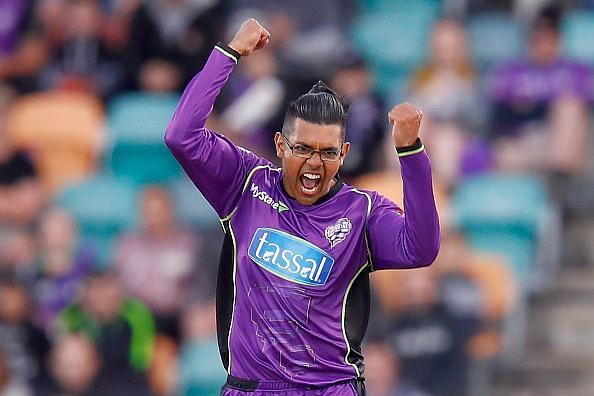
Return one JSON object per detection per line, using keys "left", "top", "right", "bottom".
{"left": 215, "top": 41, "right": 241, "bottom": 63}
{"left": 396, "top": 138, "right": 423, "bottom": 156}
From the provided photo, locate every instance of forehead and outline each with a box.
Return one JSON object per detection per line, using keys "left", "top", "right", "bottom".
{"left": 290, "top": 118, "right": 343, "bottom": 148}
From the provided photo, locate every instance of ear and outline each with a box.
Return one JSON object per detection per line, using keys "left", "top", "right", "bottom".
{"left": 340, "top": 141, "right": 351, "bottom": 165}
{"left": 274, "top": 132, "right": 284, "bottom": 158}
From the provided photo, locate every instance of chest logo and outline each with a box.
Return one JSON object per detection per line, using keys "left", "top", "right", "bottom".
{"left": 250, "top": 183, "right": 289, "bottom": 213}
{"left": 325, "top": 218, "right": 352, "bottom": 249}
{"left": 248, "top": 228, "right": 334, "bottom": 286}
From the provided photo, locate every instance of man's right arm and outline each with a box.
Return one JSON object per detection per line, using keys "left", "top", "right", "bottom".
{"left": 164, "top": 20, "right": 271, "bottom": 218}
{"left": 164, "top": 44, "right": 257, "bottom": 218}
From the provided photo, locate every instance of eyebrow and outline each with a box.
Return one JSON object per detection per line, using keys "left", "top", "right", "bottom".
{"left": 293, "top": 142, "right": 341, "bottom": 152}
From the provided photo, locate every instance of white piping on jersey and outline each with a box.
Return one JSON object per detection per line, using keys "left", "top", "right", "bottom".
{"left": 349, "top": 188, "right": 374, "bottom": 271}
{"left": 225, "top": 222, "right": 239, "bottom": 373}
{"left": 214, "top": 45, "right": 239, "bottom": 63}
{"left": 341, "top": 261, "right": 370, "bottom": 378}
{"left": 219, "top": 164, "right": 281, "bottom": 226}
{"left": 218, "top": 165, "right": 282, "bottom": 373}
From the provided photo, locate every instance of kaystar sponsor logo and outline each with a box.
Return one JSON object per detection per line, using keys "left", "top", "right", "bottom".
{"left": 250, "top": 183, "right": 289, "bottom": 213}
{"left": 248, "top": 228, "right": 334, "bottom": 286}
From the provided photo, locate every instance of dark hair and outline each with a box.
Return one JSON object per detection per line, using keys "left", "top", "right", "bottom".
{"left": 281, "top": 81, "right": 348, "bottom": 139}
{"left": 533, "top": 4, "right": 563, "bottom": 33}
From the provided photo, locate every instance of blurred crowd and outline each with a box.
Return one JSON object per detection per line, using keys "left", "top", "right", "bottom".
{"left": 1, "top": 0, "right": 593, "bottom": 395}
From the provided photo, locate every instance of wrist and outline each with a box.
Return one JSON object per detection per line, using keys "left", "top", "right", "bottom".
{"left": 395, "top": 138, "right": 424, "bottom": 157}
{"left": 215, "top": 41, "right": 241, "bottom": 63}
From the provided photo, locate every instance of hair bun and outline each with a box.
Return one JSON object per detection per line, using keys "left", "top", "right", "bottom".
{"left": 308, "top": 81, "right": 337, "bottom": 96}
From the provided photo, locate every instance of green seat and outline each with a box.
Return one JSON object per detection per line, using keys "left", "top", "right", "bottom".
{"left": 351, "top": 9, "right": 436, "bottom": 71}
{"left": 563, "top": 11, "right": 594, "bottom": 64}
{"left": 56, "top": 173, "right": 139, "bottom": 267}
{"left": 452, "top": 173, "right": 551, "bottom": 284}
{"left": 106, "top": 93, "right": 181, "bottom": 184}
{"left": 467, "top": 13, "right": 524, "bottom": 70}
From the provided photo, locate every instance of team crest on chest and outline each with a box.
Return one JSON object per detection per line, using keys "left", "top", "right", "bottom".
{"left": 325, "top": 218, "right": 352, "bottom": 249}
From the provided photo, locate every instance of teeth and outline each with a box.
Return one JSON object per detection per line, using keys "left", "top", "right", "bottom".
{"left": 303, "top": 173, "right": 321, "bottom": 180}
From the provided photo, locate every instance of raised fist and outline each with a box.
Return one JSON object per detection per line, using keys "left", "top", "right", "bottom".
{"left": 388, "top": 103, "right": 423, "bottom": 148}
{"left": 228, "top": 18, "right": 271, "bottom": 57}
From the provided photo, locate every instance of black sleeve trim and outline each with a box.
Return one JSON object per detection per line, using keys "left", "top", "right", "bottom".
{"left": 395, "top": 138, "right": 423, "bottom": 153}
{"left": 215, "top": 41, "right": 241, "bottom": 62}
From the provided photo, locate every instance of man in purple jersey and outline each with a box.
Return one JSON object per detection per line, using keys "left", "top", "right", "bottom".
{"left": 165, "top": 18, "right": 440, "bottom": 396}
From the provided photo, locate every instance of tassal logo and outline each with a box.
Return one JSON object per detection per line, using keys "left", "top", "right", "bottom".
{"left": 248, "top": 228, "right": 334, "bottom": 286}
{"left": 250, "top": 183, "right": 289, "bottom": 213}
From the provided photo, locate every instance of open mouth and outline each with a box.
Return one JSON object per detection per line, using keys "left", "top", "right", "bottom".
{"left": 300, "top": 172, "right": 321, "bottom": 195}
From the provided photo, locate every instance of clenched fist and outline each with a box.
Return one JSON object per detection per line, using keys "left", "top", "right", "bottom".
{"left": 388, "top": 103, "right": 423, "bottom": 148}
{"left": 228, "top": 18, "right": 271, "bottom": 57}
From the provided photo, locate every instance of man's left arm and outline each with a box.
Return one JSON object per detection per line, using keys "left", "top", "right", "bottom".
{"left": 367, "top": 104, "right": 440, "bottom": 270}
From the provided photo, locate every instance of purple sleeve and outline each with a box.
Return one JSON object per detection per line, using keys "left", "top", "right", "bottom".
{"left": 367, "top": 150, "right": 440, "bottom": 270}
{"left": 164, "top": 46, "right": 268, "bottom": 218}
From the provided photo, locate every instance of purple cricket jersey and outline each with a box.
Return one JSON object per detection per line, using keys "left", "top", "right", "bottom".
{"left": 165, "top": 44, "right": 440, "bottom": 391}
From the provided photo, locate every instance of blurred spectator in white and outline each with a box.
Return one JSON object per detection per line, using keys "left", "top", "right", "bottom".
{"left": 0, "top": 279, "right": 50, "bottom": 391}
{"left": 229, "top": 0, "right": 356, "bottom": 79}
{"left": 0, "top": 0, "right": 50, "bottom": 93}
{"left": 330, "top": 54, "right": 386, "bottom": 180}
{"left": 0, "top": 228, "right": 37, "bottom": 285}
{"left": 36, "top": 333, "right": 105, "bottom": 395}
{"left": 38, "top": 0, "right": 126, "bottom": 98}
{"left": 54, "top": 271, "right": 154, "bottom": 394}
{"left": 177, "top": 300, "right": 226, "bottom": 396}
{"left": 381, "top": 269, "right": 479, "bottom": 396}
{"left": 115, "top": 186, "right": 204, "bottom": 341}
{"left": 364, "top": 340, "right": 430, "bottom": 396}
{"left": 0, "top": 85, "right": 44, "bottom": 231}
{"left": 0, "top": 351, "right": 31, "bottom": 396}
{"left": 125, "top": 0, "right": 227, "bottom": 90}
{"left": 408, "top": 19, "right": 489, "bottom": 190}
{"left": 33, "top": 208, "right": 96, "bottom": 329}
{"left": 216, "top": 46, "right": 286, "bottom": 157}
{"left": 487, "top": 5, "right": 593, "bottom": 176}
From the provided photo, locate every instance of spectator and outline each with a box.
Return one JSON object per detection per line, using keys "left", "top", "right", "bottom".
{"left": 229, "top": 0, "right": 356, "bottom": 79}
{"left": 33, "top": 208, "right": 96, "bottom": 329}
{"left": 364, "top": 340, "right": 430, "bottom": 396}
{"left": 36, "top": 333, "right": 104, "bottom": 395}
{"left": 330, "top": 54, "right": 386, "bottom": 179}
{"left": 55, "top": 271, "right": 154, "bottom": 393}
{"left": 38, "top": 0, "right": 126, "bottom": 98}
{"left": 382, "top": 269, "right": 479, "bottom": 396}
{"left": 408, "top": 19, "right": 488, "bottom": 189}
{"left": 125, "top": 0, "right": 227, "bottom": 90}
{"left": 115, "top": 186, "right": 206, "bottom": 341}
{"left": 0, "top": 350, "right": 32, "bottom": 396}
{"left": 0, "top": 279, "right": 50, "bottom": 390}
{"left": 0, "top": 85, "right": 44, "bottom": 231}
{"left": 216, "top": 46, "right": 286, "bottom": 157}
{"left": 0, "top": 0, "right": 50, "bottom": 93}
{"left": 487, "top": 5, "right": 593, "bottom": 176}
{"left": 0, "top": 228, "right": 37, "bottom": 285}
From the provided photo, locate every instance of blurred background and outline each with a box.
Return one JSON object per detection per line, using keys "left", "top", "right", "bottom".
{"left": 0, "top": 0, "right": 593, "bottom": 395}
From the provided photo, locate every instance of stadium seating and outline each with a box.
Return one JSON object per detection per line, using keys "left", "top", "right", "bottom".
{"left": 562, "top": 11, "right": 594, "bottom": 65}
{"left": 168, "top": 176, "right": 220, "bottom": 231}
{"left": 56, "top": 173, "right": 139, "bottom": 267}
{"left": 6, "top": 91, "right": 104, "bottom": 194}
{"left": 350, "top": 2, "right": 438, "bottom": 98}
{"left": 467, "top": 13, "right": 524, "bottom": 71}
{"left": 451, "top": 172, "right": 557, "bottom": 288}
{"left": 106, "top": 92, "right": 181, "bottom": 185}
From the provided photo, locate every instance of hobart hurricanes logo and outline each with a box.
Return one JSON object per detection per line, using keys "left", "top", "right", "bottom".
{"left": 325, "top": 217, "right": 352, "bottom": 249}
{"left": 248, "top": 228, "right": 334, "bottom": 286}
{"left": 250, "top": 183, "right": 289, "bottom": 213}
